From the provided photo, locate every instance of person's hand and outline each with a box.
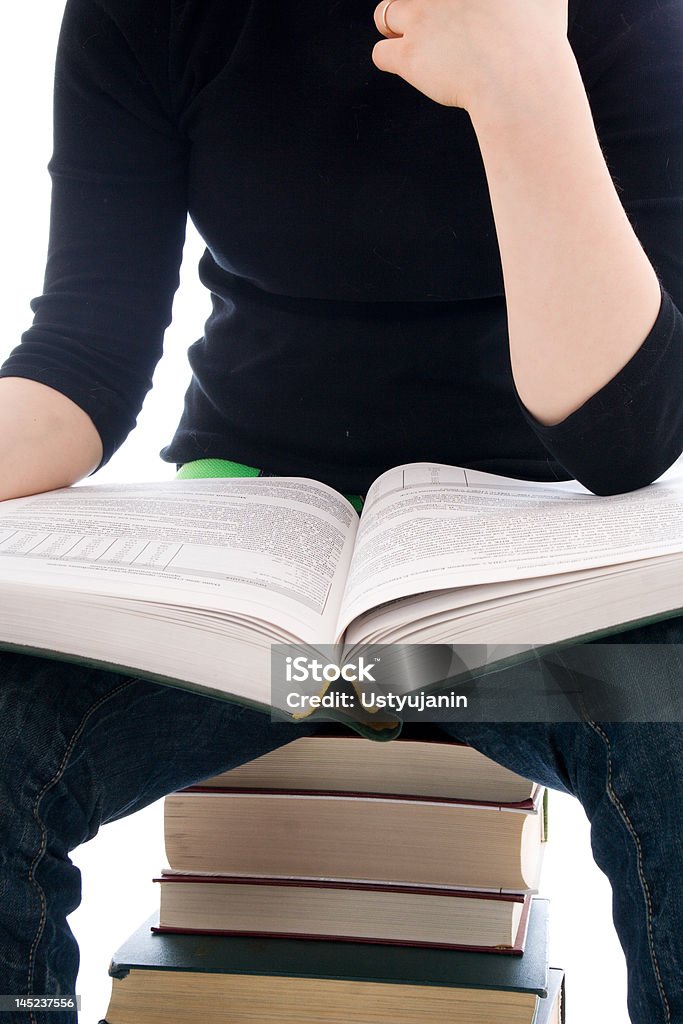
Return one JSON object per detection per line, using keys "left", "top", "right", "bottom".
{"left": 372, "top": 0, "right": 569, "bottom": 114}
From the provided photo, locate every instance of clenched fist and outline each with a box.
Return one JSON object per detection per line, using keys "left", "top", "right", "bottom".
{"left": 372, "top": 0, "right": 569, "bottom": 113}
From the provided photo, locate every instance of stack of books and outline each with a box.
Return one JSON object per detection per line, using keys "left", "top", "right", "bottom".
{"left": 101, "top": 726, "right": 565, "bottom": 1022}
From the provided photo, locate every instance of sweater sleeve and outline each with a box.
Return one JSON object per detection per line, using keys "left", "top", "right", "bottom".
{"left": 512, "top": 1, "right": 683, "bottom": 496}
{"left": 0, "top": 0, "right": 188, "bottom": 473}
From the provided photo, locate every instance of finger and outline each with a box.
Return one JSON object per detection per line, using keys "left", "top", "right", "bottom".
{"left": 373, "top": 0, "right": 405, "bottom": 39}
{"left": 371, "top": 37, "right": 406, "bottom": 75}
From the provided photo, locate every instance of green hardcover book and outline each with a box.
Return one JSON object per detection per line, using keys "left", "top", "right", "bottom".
{"left": 2, "top": 468, "right": 683, "bottom": 740}
{"left": 101, "top": 899, "right": 553, "bottom": 1024}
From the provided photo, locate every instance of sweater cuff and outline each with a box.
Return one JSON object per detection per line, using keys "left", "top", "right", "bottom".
{"left": 512, "top": 284, "right": 683, "bottom": 495}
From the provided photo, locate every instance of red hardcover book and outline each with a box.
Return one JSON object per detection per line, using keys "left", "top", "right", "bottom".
{"left": 163, "top": 785, "right": 547, "bottom": 892}
{"left": 151, "top": 873, "right": 533, "bottom": 954}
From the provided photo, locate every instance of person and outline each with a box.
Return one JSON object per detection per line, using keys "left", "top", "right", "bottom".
{"left": 0, "top": 1, "right": 681, "bottom": 1021}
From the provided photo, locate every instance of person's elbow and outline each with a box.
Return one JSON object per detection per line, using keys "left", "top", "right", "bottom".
{"left": 572, "top": 444, "right": 683, "bottom": 497}
{"left": 0, "top": 377, "right": 103, "bottom": 502}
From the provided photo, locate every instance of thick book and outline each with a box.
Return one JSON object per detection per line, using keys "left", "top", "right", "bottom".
{"left": 1, "top": 461, "right": 681, "bottom": 737}
{"left": 101, "top": 899, "right": 558, "bottom": 1024}
{"left": 162, "top": 784, "right": 547, "bottom": 892}
{"left": 152, "top": 873, "right": 533, "bottom": 953}
{"left": 541, "top": 968, "right": 565, "bottom": 1024}
{"left": 181, "top": 728, "right": 540, "bottom": 806}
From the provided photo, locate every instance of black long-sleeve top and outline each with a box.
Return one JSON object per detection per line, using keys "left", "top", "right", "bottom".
{"left": 1, "top": 0, "right": 682, "bottom": 496}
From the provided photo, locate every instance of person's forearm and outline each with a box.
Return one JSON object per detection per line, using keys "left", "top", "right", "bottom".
{"left": 468, "top": 40, "right": 663, "bottom": 426}
{"left": 0, "top": 377, "right": 103, "bottom": 501}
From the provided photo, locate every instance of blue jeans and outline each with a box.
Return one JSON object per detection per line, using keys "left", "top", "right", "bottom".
{"left": 1, "top": 617, "right": 682, "bottom": 1024}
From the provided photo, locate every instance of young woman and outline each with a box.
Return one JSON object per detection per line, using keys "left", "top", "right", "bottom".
{"left": 0, "top": 1, "right": 681, "bottom": 1021}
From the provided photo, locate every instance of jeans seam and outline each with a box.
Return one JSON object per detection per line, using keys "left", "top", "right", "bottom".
{"left": 26, "top": 675, "right": 139, "bottom": 1023}
{"left": 584, "top": 714, "right": 672, "bottom": 1024}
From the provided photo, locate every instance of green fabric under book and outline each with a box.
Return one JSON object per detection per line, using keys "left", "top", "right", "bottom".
{"left": 176, "top": 458, "right": 365, "bottom": 514}
{"left": 101, "top": 900, "right": 564, "bottom": 1024}
{"left": 175, "top": 458, "right": 261, "bottom": 480}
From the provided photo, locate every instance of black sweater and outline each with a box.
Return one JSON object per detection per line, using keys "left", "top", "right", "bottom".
{"left": 1, "top": 0, "right": 682, "bottom": 495}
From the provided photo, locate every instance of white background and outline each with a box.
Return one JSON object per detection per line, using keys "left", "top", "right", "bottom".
{"left": 2, "top": 5, "right": 632, "bottom": 1021}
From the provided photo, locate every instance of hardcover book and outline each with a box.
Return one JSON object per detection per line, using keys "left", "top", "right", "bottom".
{"left": 102, "top": 898, "right": 557, "bottom": 1024}
{"left": 152, "top": 873, "right": 534, "bottom": 953}
{"left": 182, "top": 727, "right": 541, "bottom": 806}
{"left": 163, "top": 783, "right": 547, "bottom": 892}
{"left": 2, "top": 461, "right": 681, "bottom": 736}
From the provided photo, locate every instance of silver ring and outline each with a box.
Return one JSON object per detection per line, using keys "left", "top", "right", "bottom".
{"left": 380, "top": 0, "right": 399, "bottom": 36}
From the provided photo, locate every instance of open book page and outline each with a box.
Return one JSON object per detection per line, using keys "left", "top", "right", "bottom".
{"left": 343, "top": 553, "right": 682, "bottom": 649}
{"left": 334, "top": 462, "right": 683, "bottom": 640}
{"left": 0, "top": 477, "right": 358, "bottom": 644}
{"left": 343, "top": 571, "right": 590, "bottom": 645}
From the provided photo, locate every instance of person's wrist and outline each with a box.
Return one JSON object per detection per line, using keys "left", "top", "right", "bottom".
{"left": 465, "top": 37, "right": 578, "bottom": 130}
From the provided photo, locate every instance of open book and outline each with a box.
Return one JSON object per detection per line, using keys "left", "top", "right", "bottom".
{"left": 0, "top": 462, "right": 681, "bottom": 736}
